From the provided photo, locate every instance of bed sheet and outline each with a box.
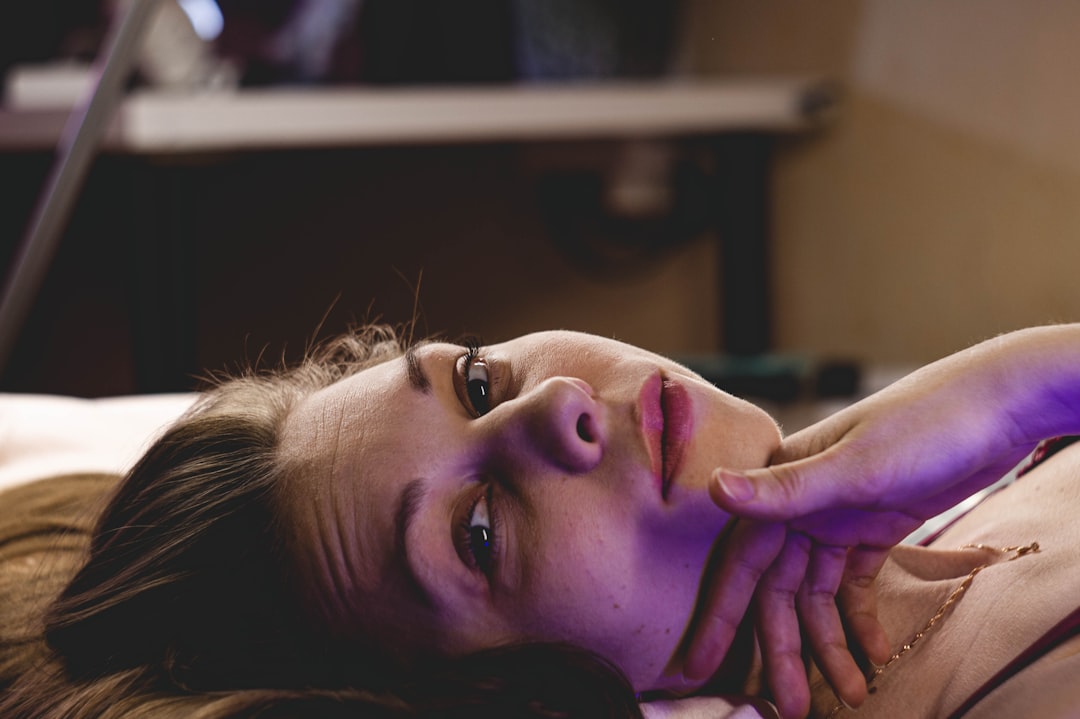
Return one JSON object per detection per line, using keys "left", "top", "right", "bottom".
{"left": 0, "top": 392, "right": 198, "bottom": 494}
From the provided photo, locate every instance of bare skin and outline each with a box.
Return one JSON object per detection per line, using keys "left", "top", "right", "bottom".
{"left": 686, "top": 324, "right": 1080, "bottom": 718}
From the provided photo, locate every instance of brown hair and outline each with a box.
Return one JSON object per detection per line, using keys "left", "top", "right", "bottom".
{"left": 0, "top": 326, "right": 642, "bottom": 718}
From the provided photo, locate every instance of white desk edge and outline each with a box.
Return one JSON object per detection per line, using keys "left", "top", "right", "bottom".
{"left": 0, "top": 77, "right": 833, "bottom": 154}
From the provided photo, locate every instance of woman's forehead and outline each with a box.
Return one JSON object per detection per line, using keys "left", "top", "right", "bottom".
{"left": 282, "top": 359, "right": 404, "bottom": 460}
{"left": 274, "top": 358, "right": 431, "bottom": 623}
{"left": 278, "top": 364, "right": 406, "bottom": 481}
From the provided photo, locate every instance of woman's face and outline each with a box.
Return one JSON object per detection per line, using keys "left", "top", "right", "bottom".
{"left": 278, "top": 331, "right": 780, "bottom": 693}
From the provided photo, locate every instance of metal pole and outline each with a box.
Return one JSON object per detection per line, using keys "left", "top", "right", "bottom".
{"left": 0, "top": 0, "right": 162, "bottom": 374}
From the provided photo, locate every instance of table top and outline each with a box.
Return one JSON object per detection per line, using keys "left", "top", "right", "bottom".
{"left": 0, "top": 77, "right": 834, "bottom": 154}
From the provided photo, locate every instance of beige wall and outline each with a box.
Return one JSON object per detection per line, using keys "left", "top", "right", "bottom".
{"left": 685, "top": 0, "right": 1080, "bottom": 364}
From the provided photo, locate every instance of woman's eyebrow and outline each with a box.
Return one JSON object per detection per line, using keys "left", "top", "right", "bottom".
{"left": 403, "top": 344, "right": 431, "bottom": 394}
{"left": 394, "top": 478, "right": 433, "bottom": 608}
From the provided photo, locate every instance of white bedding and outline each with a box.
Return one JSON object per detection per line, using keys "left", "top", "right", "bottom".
{"left": 0, "top": 392, "right": 198, "bottom": 494}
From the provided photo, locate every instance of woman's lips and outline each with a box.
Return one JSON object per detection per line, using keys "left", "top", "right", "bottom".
{"left": 660, "top": 378, "right": 692, "bottom": 498}
{"left": 639, "top": 373, "right": 665, "bottom": 497}
{"left": 639, "top": 372, "right": 693, "bottom": 500}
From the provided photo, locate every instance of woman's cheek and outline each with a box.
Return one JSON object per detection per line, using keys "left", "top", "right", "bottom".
{"left": 693, "top": 398, "right": 780, "bottom": 474}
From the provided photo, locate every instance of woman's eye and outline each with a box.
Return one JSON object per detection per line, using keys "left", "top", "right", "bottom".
{"left": 466, "top": 357, "right": 492, "bottom": 416}
{"left": 464, "top": 494, "right": 495, "bottom": 574}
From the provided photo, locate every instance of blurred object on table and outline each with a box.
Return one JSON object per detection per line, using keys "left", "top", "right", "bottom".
{"left": 214, "top": 0, "right": 683, "bottom": 86}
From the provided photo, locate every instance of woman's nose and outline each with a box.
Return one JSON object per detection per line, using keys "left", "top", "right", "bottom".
{"left": 506, "top": 376, "right": 605, "bottom": 473}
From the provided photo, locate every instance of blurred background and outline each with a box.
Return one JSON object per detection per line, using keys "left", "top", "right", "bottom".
{"left": 1, "top": 0, "right": 1079, "bottom": 404}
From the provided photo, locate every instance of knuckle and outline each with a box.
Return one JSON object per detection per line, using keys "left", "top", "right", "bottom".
{"left": 764, "top": 465, "right": 808, "bottom": 505}
{"left": 843, "top": 571, "right": 877, "bottom": 589}
{"left": 732, "top": 553, "right": 770, "bottom": 583}
{"left": 762, "top": 585, "right": 798, "bottom": 604}
{"left": 800, "top": 585, "right": 839, "bottom": 604}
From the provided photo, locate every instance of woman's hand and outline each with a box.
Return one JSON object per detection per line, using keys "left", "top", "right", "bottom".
{"left": 712, "top": 324, "right": 1080, "bottom": 529}
{"left": 683, "top": 325, "right": 1080, "bottom": 717}
{"left": 680, "top": 520, "right": 886, "bottom": 719}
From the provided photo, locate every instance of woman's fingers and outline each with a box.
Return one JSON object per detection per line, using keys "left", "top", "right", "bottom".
{"left": 711, "top": 457, "right": 865, "bottom": 523}
{"left": 682, "top": 521, "right": 786, "bottom": 683}
{"left": 683, "top": 523, "right": 885, "bottom": 718}
{"left": 796, "top": 544, "right": 867, "bottom": 710}
{"left": 755, "top": 533, "right": 812, "bottom": 719}
{"left": 837, "top": 546, "right": 892, "bottom": 667}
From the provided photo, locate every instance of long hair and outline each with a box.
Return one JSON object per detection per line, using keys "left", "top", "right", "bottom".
{"left": 0, "top": 326, "right": 642, "bottom": 719}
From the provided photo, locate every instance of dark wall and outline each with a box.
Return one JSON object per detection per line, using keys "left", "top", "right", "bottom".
{"left": 1, "top": 141, "right": 717, "bottom": 396}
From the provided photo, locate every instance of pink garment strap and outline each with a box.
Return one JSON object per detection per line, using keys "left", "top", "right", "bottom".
{"left": 919, "top": 436, "right": 1080, "bottom": 547}
{"left": 1017, "top": 436, "right": 1080, "bottom": 477}
{"left": 946, "top": 604, "right": 1080, "bottom": 718}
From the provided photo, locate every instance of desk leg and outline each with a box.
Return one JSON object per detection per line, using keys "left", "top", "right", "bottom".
{"left": 714, "top": 132, "right": 772, "bottom": 356}
{"left": 694, "top": 133, "right": 807, "bottom": 402}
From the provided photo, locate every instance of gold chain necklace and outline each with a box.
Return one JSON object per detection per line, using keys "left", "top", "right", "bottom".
{"left": 825, "top": 541, "right": 1040, "bottom": 718}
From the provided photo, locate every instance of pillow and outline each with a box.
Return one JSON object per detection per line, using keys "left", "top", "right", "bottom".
{"left": 0, "top": 393, "right": 198, "bottom": 493}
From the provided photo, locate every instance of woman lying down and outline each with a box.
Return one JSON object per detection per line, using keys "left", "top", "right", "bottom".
{"left": 1, "top": 324, "right": 1078, "bottom": 719}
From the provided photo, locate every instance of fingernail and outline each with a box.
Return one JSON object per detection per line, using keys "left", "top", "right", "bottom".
{"left": 715, "top": 470, "right": 754, "bottom": 503}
